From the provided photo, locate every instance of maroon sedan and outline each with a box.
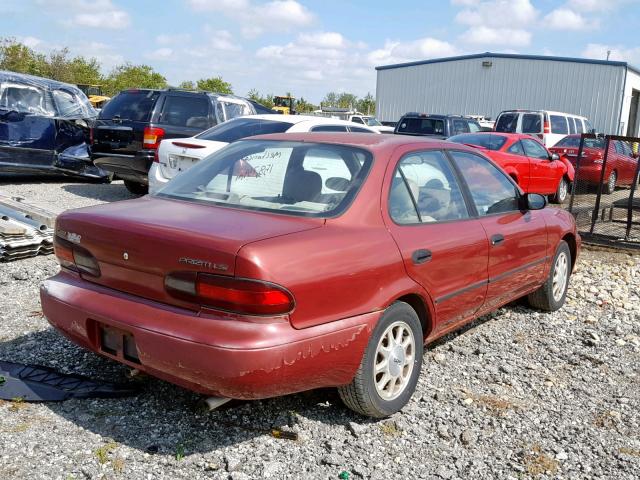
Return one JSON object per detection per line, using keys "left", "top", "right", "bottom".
{"left": 42, "top": 133, "right": 579, "bottom": 417}
{"left": 550, "top": 135, "right": 639, "bottom": 194}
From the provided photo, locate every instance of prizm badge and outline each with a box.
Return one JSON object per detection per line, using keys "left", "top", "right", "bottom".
{"left": 57, "top": 230, "right": 82, "bottom": 244}
{"left": 179, "top": 257, "right": 229, "bottom": 271}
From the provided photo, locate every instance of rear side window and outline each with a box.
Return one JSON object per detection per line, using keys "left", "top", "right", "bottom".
{"left": 396, "top": 118, "right": 445, "bottom": 135}
{"left": 575, "top": 119, "right": 585, "bottom": 133}
{"left": 550, "top": 115, "right": 568, "bottom": 134}
{"left": 310, "top": 125, "right": 348, "bottom": 132}
{"left": 160, "top": 95, "right": 210, "bottom": 128}
{"left": 495, "top": 113, "right": 518, "bottom": 133}
{"left": 507, "top": 141, "right": 525, "bottom": 155}
{"left": 452, "top": 119, "right": 469, "bottom": 135}
{"left": 389, "top": 150, "right": 469, "bottom": 224}
{"left": 448, "top": 133, "right": 507, "bottom": 151}
{"left": 196, "top": 118, "right": 292, "bottom": 142}
{"left": 568, "top": 117, "right": 577, "bottom": 134}
{"left": 554, "top": 136, "right": 605, "bottom": 149}
{"left": 451, "top": 151, "right": 520, "bottom": 215}
{"left": 100, "top": 91, "right": 160, "bottom": 121}
{"left": 521, "top": 114, "right": 542, "bottom": 133}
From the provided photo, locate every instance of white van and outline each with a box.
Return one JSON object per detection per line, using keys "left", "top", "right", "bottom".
{"left": 494, "top": 110, "right": 595, "bottom": 147}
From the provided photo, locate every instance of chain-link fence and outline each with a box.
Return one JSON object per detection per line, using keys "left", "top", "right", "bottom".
{"left": 567, "top": 134, "right": 640, "bottom": 248}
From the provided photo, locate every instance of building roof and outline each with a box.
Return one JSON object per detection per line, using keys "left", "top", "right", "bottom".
{"left": 375, "top": 52, "right": 640, "bottom": 76}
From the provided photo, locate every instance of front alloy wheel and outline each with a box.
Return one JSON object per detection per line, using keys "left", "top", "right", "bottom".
{"left": 338, "top": 302, "right": 423, "bottom": 418}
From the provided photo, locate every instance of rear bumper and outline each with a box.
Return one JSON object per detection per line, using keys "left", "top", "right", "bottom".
{"left": 148, "top": 163, "right": 169, "bottom": 194}
{"left": 92, "top": 151, "right": 154, "bottom": 184}
{"left": 40, "top": 272, "right": 379, "bottom": 399}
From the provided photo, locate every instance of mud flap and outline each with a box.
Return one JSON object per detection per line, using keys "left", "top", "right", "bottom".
{"left": 0, "top": 360, "right": 139, "bottom": 401}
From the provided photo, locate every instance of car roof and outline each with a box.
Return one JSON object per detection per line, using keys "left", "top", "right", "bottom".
{"left": 498, "top": 109, "right": 588, "bottom": 120}
{"left": 236, "top": 114, "right": 378, "bottom": 128}
{"left": 245, "top": 132, "right": 463, "bottom": 150}
{"left": 451, "top": 132, "right": 534, "bottom": 140}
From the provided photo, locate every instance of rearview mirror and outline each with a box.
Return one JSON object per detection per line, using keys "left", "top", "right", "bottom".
{"left": 550, "top": 153, "right": 560, "bottom": 161}
{"left": 526, "top": 193, "right": 547, "bottom": 210}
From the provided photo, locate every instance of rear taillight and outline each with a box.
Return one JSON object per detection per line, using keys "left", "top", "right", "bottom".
{"left": 54, "top": 235, "right": 101, "bottom": 277}
{"left": 143, "top": 126, "right": 165, "bottom": 149}
{"left": 543, "top": 121, "right": 550, "bottom": 134}
{"left": 165, "top": 272, "right": 295, "bottom": 316}
{"left": 89, "top": 127, "right": 94, "bottom": 145}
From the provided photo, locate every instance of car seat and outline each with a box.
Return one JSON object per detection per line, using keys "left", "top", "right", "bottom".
{"left": 283, "top": 167, "right": 322, "bottom": 203}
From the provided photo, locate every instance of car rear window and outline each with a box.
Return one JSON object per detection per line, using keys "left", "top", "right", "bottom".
{"left": 550, "top": 115, "right": 568, "bottom": 134}
{"left": 554, "top": 136, "right": 605, "bottom": 149}
{"left": 99, "top": 90, "right": 160, "bottom": 122}
{"left": 495, "top": 113, "right": 518, "bottom": 133}
{"left": 396, "top": 118, "right": 445, "bottom": 135}
{"left": 157, "top": 140, "right": 372, "bottom": 217}
{"left": 521, "top": 114, "right": 542, "bottom": 133}
{"left": 196, "top": 118, "right": 293, "bottom": 143}
{"left": 448, "top": 134, "right": 507, "bottom": 150}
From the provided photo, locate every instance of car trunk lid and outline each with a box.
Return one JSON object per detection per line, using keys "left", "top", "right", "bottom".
{"left": 56, "top": 197, "right": 323, "bottom": 309}
{"left": 159, "top": 138, "right": 227, "bottom": 180}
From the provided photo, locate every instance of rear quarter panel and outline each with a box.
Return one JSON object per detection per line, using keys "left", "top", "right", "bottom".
{"left": 542, "top": 207, "right": 579, "bottom": 272}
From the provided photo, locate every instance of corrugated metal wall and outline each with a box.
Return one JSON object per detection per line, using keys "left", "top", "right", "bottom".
{"left": 376, "top": 56, "right": 625, "bottom": 134}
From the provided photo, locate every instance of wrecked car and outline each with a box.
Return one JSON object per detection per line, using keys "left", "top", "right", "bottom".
{"left": 42, "top": 133, "right": 579, "bottom": 418}
{"left": 0, "top": 71, "right": 108, "bottom": 180}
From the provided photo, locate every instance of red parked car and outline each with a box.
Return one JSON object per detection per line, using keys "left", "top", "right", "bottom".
{"left": 42, "top": 133, "right": 580, "bottom": 418}
{"left": 549, "top": 135, "right": 639, "bottom": 194}
{"left": 449, "top": 132, "right": 574, "bottom": 203}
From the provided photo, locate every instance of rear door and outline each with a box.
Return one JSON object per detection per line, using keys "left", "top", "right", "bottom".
{"left": 384, "top": 149, "right": 489, "bottom": 331}
{"left": 520, "top": 113, "right": 543, "bottom": 142}
{"left": 502, "top": 139, "right": 531, "bottom": 191}
{"left": 521, "top": 138, "right": 559, "bottom": 194}
{"left": 92, "top": 90, "right": 160, "bottom": 156}
{"left": 548, "top": 114, "right": 569, "bottom": 147}
{"left": 494, "top": 112, "right": 519, "bottom": 133}
{"left": 450, "top": 150, "right": 548, "bottom": 310}
{"left": 0, "top": 82, "right": 56, "bottom": 169}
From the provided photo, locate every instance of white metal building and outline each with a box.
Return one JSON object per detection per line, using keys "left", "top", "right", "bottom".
{"left": 375, "top": 52, "right": 640, "bottom": 137}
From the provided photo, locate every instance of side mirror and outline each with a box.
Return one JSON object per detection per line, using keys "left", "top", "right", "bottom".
{"left": 526, "top": 193, "right": 547, "bottom": 210}
{"left": 550, "top": 153, "right": 560, "bottom": 161}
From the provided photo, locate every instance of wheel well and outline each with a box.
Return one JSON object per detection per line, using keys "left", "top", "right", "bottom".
{"left": 562, "top": 233, "right": 577, "bottom": 271}
{"left": 394, "top": 294, "right": 432, "bottom": 338}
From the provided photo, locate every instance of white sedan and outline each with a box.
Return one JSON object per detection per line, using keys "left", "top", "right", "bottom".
{"left": 148, "top": 114, "right": 379, "bottom": 194}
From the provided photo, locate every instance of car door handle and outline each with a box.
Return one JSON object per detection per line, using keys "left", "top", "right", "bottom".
{"left": 491, "top": 234, "right": 505, "bottom": 246}
{"left": 412, "top": 249, "right": 432, "bottom": 264}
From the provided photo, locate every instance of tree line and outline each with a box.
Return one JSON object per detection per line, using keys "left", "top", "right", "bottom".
{"left": 0, "top": 38, "right": 375, "bottom": 114}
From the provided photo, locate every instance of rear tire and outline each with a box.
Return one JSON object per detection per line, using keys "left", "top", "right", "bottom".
{"left": 338, "top": 302, "right": 423, "bottom": 418}
{"left": 527, "top": 240, "right": 571, "bottom": 312}
{"left": 603, "top": 171, "right": 617, "bottom": 195}
{"left": 124, "top": 180, "right": 148, "bottom": 195}
{"left": 551, "top": 177, "right": 569, "bottom": 204}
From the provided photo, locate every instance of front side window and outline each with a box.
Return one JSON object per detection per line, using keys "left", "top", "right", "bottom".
{"left": 550, "top": 115, "right": 569, "bottom": 134}
{"left": 585, "top": 119, "right": 594, "bottom": 132}
{"left": 495, "top": 113, "right": 518, "bottom": 133}
{"left": 521, "top": 114, "right": 542, "bottom": 133}
{"left": 364, "top": 117, "right": 382, "bottom": 127}
{"left": 158, "top": 140, "right": 372, "bottom": 217}
{"left": 389, "top": 150, "right": 469, "bottom": 224}
{"left": 451, "top": 151, "right": 520, "bottom": 215}
{"left": 521, "top": 138, "right": 550, "bottom": 160}
{"left": 352, "top": 116, "right": 364, "bottom": 124}
{"left": 350, "top": 126, "right": 373, "bottom": 133}
{"left": 53, "top": 89, "right": 81, "bottom": 117}
{"left": 468, "top": 121, "right": 482, "bottom": 133}
{"left": 453, "top": 119, "right": 469, "bottom": 135}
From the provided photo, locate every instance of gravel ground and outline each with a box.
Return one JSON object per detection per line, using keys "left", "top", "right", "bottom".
{"left": 1, "top": 176, "right": 639, "bottom": 480}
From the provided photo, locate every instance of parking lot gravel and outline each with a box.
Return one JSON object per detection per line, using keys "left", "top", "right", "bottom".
{"left": 1, "top": 177, "right": 639, "bottom": 480}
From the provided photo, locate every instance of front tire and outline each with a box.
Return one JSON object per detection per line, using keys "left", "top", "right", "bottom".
{"left": 338, "top": 302, "right": 423, "bottom": 418}
{"left": 551, "top": 177, "right": 569, "bottom": 204}
{"left": 124, "top": 180, "right": 148, "bottom": 195}
{"left": 527, "top": 240, "right": 571, "bottom": 311}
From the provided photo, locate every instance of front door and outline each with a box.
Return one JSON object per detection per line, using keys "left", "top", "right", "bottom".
{"left": 383, "top": 149, "right": 489, "bottom": 331}
{"left": 449, "top": 150, "right": 549, "bottom": 310}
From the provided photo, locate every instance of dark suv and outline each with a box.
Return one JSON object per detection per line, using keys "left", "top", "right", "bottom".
{"left": 394, "top": 113, "right": 482, "bottom": 139}
{"left": 91, "top": 89, "right": 265, "bottom": 194}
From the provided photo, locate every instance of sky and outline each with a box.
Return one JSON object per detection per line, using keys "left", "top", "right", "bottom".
{"left": 2, "top": 0, "right": 640, "bottom": 103}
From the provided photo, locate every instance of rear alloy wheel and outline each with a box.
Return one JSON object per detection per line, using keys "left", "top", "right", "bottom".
{"left": 604, "top": 171, "right": 617, "bottom": 195}
{"left": 551, "top": 177, "right": 569, "bottom": 204}
{"left": 527, "top": 240, "right": 571, "bottom": 311}
{"left": 124, "top": 180, "right": 148, "bottom": 195}
{"left": 338, "top": 302, "right": 423, "bottom": 418}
